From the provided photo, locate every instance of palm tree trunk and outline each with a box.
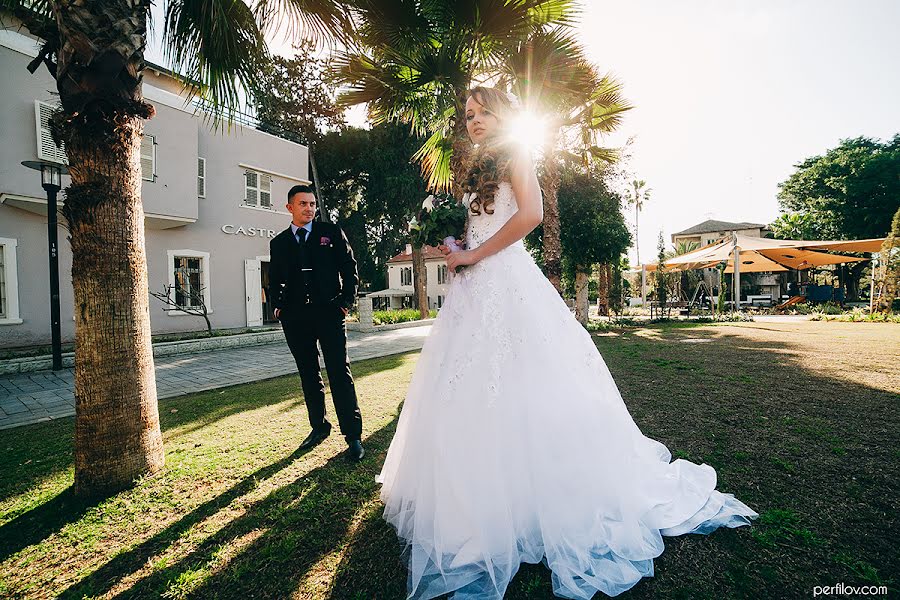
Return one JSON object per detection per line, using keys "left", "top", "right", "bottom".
{"left": 596, "top": 263, "right": 610, "bottom": 316}
{"left": 575, "top": 267, "right": 590, "bottom": 325}
{"left": 53, "top": 0, "right": 164, "bottom": 495}
{"left": 411, "top": 244, "right": 428, "bottom": 319}
{"left": 309, "top": 147, "right": 328, "bottom": 222}
{"left": 634, "top": 204, "right": 640, "bottom": 267}
{"left": 541, "top": 132, "right": 562, "bottom": 293}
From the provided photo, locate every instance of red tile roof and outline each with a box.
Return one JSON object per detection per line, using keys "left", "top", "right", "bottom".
{"left": 387, "top": 245, "right": 445, "bottom": 263}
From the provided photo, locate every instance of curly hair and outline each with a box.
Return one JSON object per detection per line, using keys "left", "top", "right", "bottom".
{"left": 461, "top": 86, "right": 517, "bottom": 216}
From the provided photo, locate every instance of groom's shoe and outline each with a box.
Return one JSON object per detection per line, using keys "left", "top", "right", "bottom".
{"left": 347, "top": 439, "right": 365, "bottom": 462}
{"left": 299, "top": 426, "right": 331, "bottom": 451}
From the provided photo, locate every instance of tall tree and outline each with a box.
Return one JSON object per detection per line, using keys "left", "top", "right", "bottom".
{"left": 874, "top": 207, "right": 900, "bottom": 312}
{"left": 315, "top": 123, "right": 432, "bottom": 300}
{"left": 777, "top": 135, "right": 900, "bottom": 240}
{"left": 5, "top": 0, "right": 349, "bottom": 495}
{"left": 499, "top": 27, "right": 632, "bottom": 291}
{"left": 334, "top": 2, "right": 579, "bottom": 316}
{"left": 333, "top": 1, "right": 579, "bottom": 195}
{"left": 556, "top": 164, "right": 631, "bottom": 325}
{"left": 627, "top": 179, "right": 651, "bottom": 266}
{"left": 252, "top": 41, "right": 346, "bottom": 220}
{"left": 777, "top": 134, "right": 900, "bottom": 298}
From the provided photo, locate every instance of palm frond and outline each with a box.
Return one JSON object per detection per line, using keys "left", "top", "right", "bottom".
{"left": 586, "top": 145, "right": 619, "bottom": 164}
{"left": 252, "top": 0, "right": 352, "bottom": 46}
{"left": 411, "top": 127, "right": 454, "bottom": 192}
{"left": 589, "top": 101, "right": 632, "bottom": 132}
{"left": 161, "top": 0, "right": 267, "bottom": 119}
{"left": 2, "top": 0, "right": 59, "bottom": 74}
{"left": 523, "top": 0, "right": 580, "bottom": 28}
{"left": 501, "top": 26, "right": 592, "bottom": 113}
{"left": 353, "top": 0, "right": 432, "bottom": 53}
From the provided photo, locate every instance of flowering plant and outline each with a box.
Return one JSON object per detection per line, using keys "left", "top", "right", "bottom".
{"left": 408, "top": 194, "right": 467, "bottom": 251}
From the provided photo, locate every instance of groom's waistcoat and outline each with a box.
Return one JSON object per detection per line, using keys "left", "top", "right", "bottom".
{"left": 293, "top": 233, "right": 314, "bottom": 304}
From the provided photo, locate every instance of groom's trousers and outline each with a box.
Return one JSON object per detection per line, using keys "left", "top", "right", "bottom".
{"left": 280, "top": 303, "right": 363, "bottom": 441}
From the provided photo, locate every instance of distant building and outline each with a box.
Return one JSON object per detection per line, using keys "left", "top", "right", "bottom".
{"left": 368, "top": 245, "right": 450, "bottom": 311}
{"left": 671, "top": 219, "right": 769, "bottom": 248}
{"left": 670, "top": 219, "right": 781, "bottom": 304}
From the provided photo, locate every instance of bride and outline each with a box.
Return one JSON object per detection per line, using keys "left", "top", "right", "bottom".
{"left": 376, "top": 86, "right": 758, "bottom": 600}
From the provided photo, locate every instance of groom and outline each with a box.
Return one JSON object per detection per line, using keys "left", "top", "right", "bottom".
{"left": 268, "top": 184, "right": 364, "bottom": 461}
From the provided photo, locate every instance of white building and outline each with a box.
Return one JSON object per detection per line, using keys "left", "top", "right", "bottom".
{"left": 370, "top": 244, "right": 450, "bottom": 310}
{"left": 0, "top": 23, "right": 313, "bottom": 348}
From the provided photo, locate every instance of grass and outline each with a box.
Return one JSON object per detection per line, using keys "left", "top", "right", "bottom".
{"left": 1, "top": 321, "right": 898, "bottom": 598}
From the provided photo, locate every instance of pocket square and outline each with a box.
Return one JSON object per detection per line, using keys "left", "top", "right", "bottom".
{"left": 320, "top": 236, "right": 331, "bottom": 245}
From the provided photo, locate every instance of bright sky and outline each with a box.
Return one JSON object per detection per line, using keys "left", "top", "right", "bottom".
{"left": 147, "top": 1, "right": 899, "bottom": 264}
{"left": 578, "top": 0, "right": 900, "bottom": 263}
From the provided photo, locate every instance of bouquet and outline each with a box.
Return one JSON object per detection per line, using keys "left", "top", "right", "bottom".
{"left": 408, "top": 194, "right": 468, "bottom": 260}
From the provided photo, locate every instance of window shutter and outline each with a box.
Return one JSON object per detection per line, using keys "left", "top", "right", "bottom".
{"left": 34, "top": 101, "right": 67, "bottom": 165}
{"left": 140, "top": 134, "right": 156, "bottom": 181}
{"left": 259, "top": 174, "right": 272, "bottom": 208}
{"left": 197, "top": 157, "right": 206, "bottom": 198}
{"left": 245, "top": 171, "right": 258, "bottom": 205}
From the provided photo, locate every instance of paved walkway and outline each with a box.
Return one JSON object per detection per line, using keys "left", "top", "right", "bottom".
{"left": 0, "top": 325, "right": 432, "bottom": 430}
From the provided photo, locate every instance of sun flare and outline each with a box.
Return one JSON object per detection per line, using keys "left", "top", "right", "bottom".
{"left": 505, "top": 110, "right": 547, "bottom": 151}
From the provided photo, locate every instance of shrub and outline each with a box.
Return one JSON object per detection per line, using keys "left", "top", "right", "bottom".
{"left": 372, "top": 308, "right": 437, "bottom": 325}
{"left": 810, "top": 308, "right": 900, "bottom": 323}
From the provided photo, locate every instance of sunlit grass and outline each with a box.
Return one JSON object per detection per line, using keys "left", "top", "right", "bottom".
{"left": 1, "top": 321, "right": 898, "bottom": 598}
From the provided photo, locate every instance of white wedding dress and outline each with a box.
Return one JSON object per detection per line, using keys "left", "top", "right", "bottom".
{"left": 376, "top": 182, "right": 758, "bottom": 599}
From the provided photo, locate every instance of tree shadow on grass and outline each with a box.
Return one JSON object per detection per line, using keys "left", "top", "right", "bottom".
{"left": 0, "top": 419, "right": 74, "bottom": 506}
{"left": 0, "top": 351, "right": 412, "bottom": 549}
{"left": 0, "top": 485, "right": 105, "bottom": 563}
{"left": 162, "top": 351, "right": 411, "bottom": 440}
{"left": 59, "top": 415, "right": 401, "bottom": 599}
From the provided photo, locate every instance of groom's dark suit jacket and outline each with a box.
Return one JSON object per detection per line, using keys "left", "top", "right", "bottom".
{"left": 268, "top": 220, "right": 359, "bottom": 313}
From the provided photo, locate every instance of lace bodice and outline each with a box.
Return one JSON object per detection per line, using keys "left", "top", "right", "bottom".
{"left": 465, "top": 182, "right": 525, "bottom": 251}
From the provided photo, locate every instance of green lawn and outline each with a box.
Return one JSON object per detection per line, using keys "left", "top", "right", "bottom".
{"left": 1, "top": 321, "right": 898, "bottom": 599}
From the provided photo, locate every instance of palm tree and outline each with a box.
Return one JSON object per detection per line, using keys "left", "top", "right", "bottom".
{"left": 628, "top": 179, "right": 651, "bottom": 266}
{"left": 335, "top": 1, "right": 575, "bottom": 196}
{"left": 5, "top": 0, "right": 349, "bottom": 496}
{"left": 334, "top": 1, "right": 578, "bottom": 312}
{"left": 498, "top": 29, "right": 632, "bottom": 292}
{"left": 336, "top": 7, "right": 628, "bottom": 295}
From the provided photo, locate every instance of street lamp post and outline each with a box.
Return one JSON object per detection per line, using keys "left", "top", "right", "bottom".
{"left": 21, "top": 160, "right": 66, "bottom": 370}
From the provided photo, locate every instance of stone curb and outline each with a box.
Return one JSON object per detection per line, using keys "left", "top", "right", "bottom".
{"left": 346, "top": 318, "right": 436, "bottom": 333}
{"left": 0, "top": 329, "right": 284, "bottom": 375}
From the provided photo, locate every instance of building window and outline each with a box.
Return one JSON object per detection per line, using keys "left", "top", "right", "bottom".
{"left": 244, "top": 170, "right": 272, "bottom": 208}
{"left": 437, "top": 264, "right": 448, "bottom": 284}
{"left": 174, "top": 257, "right": 203, "bottom": 308}
{"left": 0, "top": 238, "right": 21, "bottom": 324}
{"left": 141, "top": 134, "right": 156, "bottom": 181}
{"left": 166, "top": 250, "right": 212, "bottom": 314}
{"left": 401, "top": 267, "right": 412, "bottom": 286}
{"left": 437, "top": 295, "right": 444, "bottom": 308}
{"left": 197, "top": 157, "right": 206, "bottom": 198}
